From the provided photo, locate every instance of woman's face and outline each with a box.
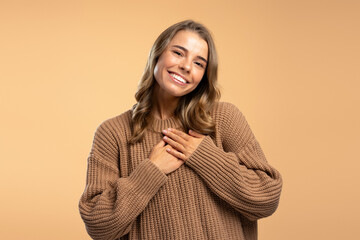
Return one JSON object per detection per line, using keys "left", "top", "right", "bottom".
{"left": 154, "top": 30, "right": 208, "bottom": 98}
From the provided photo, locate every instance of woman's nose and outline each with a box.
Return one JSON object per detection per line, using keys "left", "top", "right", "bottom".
{"left": 179, "top": 58, "right": 191, "bottom": 72}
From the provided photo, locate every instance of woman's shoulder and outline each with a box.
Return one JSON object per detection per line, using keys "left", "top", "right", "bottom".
{"left": 211, "top": 101, "right": 244, "bottom": 120}
{"left": 95, "top": 108, "right": 133, "bottom": 137}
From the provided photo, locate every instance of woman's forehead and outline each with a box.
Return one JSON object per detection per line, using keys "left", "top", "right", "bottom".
{"left": 168, "top": 30, "right": 208, "bottom": 57}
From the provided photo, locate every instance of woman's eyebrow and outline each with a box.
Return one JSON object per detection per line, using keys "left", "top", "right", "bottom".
{"left": 172, "top": 45, "right": 208, "bottom": 63}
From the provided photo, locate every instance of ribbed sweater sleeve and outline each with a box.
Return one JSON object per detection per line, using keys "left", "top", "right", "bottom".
{"left": 185, "top": 102, "right": 282, "bottom": 221}
{"left": 78, "top": 121, "right": 167, "bottom": 240}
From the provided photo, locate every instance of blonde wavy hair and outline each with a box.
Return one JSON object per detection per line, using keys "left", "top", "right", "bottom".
{"left": 130, "top": 20, "right": 221, "bottom": 143}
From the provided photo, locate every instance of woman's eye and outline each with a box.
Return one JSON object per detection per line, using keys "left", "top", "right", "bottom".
{"left": 195, "top": 62, "right": 204, "bottom": 68}
{"left": 173, "top": 51, "right": 182, "bottom": 56}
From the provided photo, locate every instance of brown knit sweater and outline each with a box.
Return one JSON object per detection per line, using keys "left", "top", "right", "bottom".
{"left": 79, "top": 102, "right": 282, "bottom": 240}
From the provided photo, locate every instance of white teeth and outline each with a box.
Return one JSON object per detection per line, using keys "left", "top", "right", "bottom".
{"left": 170, "top": 73, "right": 187, "bottom": 84}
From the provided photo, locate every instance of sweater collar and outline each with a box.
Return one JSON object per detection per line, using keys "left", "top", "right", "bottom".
{"left": 149, "top": 116, "right": 182, "bottom": 133}
{"left": 130, "top": 104, "right": 182, "bottom": 133}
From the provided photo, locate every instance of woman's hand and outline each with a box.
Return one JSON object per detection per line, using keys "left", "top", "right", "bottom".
{"left": 162, "top": 128, "right": 206, "bottom": 161}
{"left": 149, "top": 140, "right": 185, "bottom": 174}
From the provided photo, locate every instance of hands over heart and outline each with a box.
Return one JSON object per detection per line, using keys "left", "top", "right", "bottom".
{"left": 149, "top": 128, "right": 205, "bottom": 174}
{"left": 162, "top": 128, "right": 205, "bottom": 161}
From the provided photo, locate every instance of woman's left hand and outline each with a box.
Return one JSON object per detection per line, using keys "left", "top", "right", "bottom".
{"left": 162, "top": 128, "right": 206, "bottom": 161}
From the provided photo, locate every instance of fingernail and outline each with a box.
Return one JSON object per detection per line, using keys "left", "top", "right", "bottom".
{"left": 163, "top": 136, "right": 167, "bottom": 140}
{"left": 162, "top": 129, "right": 167, "bottom": 134}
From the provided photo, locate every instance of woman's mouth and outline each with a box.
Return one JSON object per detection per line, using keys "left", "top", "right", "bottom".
{"left": 168, "top": 72, "right": 188, "bottom": 85}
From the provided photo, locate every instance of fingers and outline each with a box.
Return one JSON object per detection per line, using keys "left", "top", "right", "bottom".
{"left": 156, "top": 139, "right": 166, "bottom": 148}
{"left": 188, "top": 130, "right": 204, "bottom": 138}
{"left": 166, "top": 148, "right": 186, "bottom": 161}
{"left": 161, "top": 142, "right": 186, "bottom": 161}
{"left": 164, "top": 128, "right": 190, "bottom": 141}
{"left": 161, "top": 128, "right": 205, "bottom": 161}
{"left": 163, "top": 135, "right": 185, "bottom": 152}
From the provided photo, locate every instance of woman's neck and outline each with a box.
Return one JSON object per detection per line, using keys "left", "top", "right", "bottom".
{"left": 151, "top": 84, "right": 180, "bottom": 120}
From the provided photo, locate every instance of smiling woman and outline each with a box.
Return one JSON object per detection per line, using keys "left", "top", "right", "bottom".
{"left": 78, "top": 20, "right": 283, "bottom": 240}
{"left": 131, "top": 20, "right": 220, "bottom": 144}
{"left": 153, "top": 30, "right": 208, "bottom": 99}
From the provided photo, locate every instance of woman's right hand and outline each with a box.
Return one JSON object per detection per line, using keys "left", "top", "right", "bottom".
{"left": 149, "top": 140, "right": 184, "bottom": 174}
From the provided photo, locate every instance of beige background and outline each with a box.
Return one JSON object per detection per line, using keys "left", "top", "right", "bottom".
{"left": 1, "top": 0, "right": 359, "bottom": 239}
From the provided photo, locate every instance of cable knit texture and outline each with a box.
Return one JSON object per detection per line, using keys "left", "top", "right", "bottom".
{"left": 79, "top": 102, "right": 282, "bottom": 240}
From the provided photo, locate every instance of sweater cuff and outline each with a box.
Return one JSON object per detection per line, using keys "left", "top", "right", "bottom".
{"left": 186, "top": 136, "right": 226, "bottom": 172}
{"left": 125, "top": 159, "right": 167, "bottom": 200}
